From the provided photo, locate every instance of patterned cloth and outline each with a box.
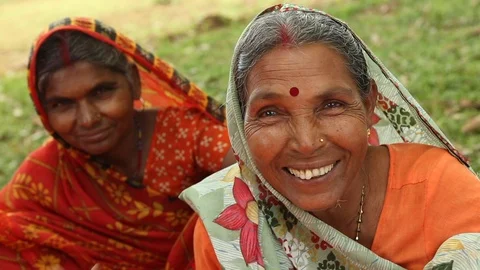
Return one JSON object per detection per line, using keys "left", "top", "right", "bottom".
{"left": 0, "top": 17, "right": 230, "bottom": 269}
{"left": 180, "top": 3, "right": 479, "bottom": 270}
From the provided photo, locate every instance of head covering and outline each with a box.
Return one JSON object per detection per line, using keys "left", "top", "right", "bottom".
{"left": 0, "top": 17, "right": 228, "bottom": 269}
{"left": 227, "top": 4, "right": 471, "bottom": 173}
{"left": 182, "top": 3, "right": 478, "bottom": 270}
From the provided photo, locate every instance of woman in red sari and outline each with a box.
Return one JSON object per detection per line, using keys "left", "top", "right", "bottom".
{"left": 0, "top": 17, "right": 233, "bottom": 269}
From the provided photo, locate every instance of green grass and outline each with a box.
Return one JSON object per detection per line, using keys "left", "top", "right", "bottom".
{"left": 0, "top": 0, "right": 479, "bottom": 186}
{"left": 0, "top": 73, "right": 48, "bottom": 182}
{"left": 0, "top": 0, "right": 296, "bottom": 74}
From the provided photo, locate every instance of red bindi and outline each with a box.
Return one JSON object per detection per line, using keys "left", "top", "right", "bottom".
{"left": 289, "top": 87, "right": 299, "bottom": 97}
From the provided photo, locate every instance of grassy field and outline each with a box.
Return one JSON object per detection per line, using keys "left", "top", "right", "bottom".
{"left": 0, "top": 0, "right": 479, "bottom": 186}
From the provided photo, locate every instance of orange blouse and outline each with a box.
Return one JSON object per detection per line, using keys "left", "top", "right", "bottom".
{"left": 193, "top": 143, "right": 480, "bottom": 269}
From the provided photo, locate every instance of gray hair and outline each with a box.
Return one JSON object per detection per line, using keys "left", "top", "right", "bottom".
{"left": 234, "top": 11, "right": 371, "bottom": 115}
{"left": 36, "top": 31, "right": 131, "bottom": 95}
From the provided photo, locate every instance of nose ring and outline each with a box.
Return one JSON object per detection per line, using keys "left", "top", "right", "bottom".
{"left": 94, "top": 113, "right": 102, "bottom": 121}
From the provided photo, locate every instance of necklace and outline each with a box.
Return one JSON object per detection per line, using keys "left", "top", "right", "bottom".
{"left": 127, "top": 116, "right": 145, "bottom": 188}
{"left": 354, "top": 184, "right": 366, "bottom": 241}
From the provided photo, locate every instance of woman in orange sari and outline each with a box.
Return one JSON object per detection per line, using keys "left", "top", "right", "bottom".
{"left": 0, "top": 17, "right": 233, "bottom": 269}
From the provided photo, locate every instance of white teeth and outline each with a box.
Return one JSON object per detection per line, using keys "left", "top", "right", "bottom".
{"left": 287, "top": 163, "right": 334, "bottom": 180}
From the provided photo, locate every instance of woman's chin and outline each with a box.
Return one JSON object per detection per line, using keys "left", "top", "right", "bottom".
{"left": 292, "top": 196, "right": 341, "bottom": 214}
{"left": 76, "top": 143, "right": 112, "bottom": 157}
{"left": 278, "top": 170, "right": 348, "bottom": 214}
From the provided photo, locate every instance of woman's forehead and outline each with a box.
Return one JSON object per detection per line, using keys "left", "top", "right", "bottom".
{"left": 245, "top": 43, "right": 356, "bottom": 98}
{"left": 45, "top": 61, "right": 124, "bottom": 97}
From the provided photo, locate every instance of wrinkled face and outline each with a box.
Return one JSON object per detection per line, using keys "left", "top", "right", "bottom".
{"left": 43, "top": 61, "right": 139, "bottom": 156}
{"left": 244, "top": 43, "right": 375, "bottom": 213}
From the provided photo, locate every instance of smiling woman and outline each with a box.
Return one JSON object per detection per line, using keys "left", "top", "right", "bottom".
{"left": 244, "top": 43, "right": 377, "bottom": 225}
{"left": 0, "top": 18, "right": 234, "bottom": 269}
{"left": 180, "top": 4, "right": 480, "bottom": 270}
{"left": 43, "top": 61, "right": 139, "bottom": 157}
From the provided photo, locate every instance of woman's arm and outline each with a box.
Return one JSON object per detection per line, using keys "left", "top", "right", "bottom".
{"left": 423, "top": 152, "right": 480, "bottom": 269}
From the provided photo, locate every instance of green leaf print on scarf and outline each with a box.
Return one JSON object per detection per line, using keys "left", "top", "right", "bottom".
{"left": 432, "top": 261, "right": 454, "bottom": 270}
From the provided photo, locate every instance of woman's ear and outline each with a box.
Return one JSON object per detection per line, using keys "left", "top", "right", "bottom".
{"left": 128, "top": 63, "right": 141, "bottom": 100}
{"left": 365, "top": 79, "right": 378, "bottom": 126}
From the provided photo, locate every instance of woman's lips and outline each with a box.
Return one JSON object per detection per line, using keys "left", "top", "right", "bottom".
{"left": 284, "top": 161, "right": 339, "bottom": 181}
{"left": 287, "top": 163, "right": 335, "bottom": 180}
{"left": 78, "top": 127, "right": 111, "bottom": 143}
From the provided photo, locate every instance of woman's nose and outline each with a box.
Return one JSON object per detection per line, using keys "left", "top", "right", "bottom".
{"left": 77, "top": 101, "right": 101, "bottom": 128}
{"left": 290, "top": 118, "right": 324, "bottom": 154}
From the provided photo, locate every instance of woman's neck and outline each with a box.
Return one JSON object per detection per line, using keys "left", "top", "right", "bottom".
{"left": 311, "top": 146, "right": 389, "bottom": 247}
{"left": 99, "top": 113, "right": 140, "bottom": 175}
{"left": 312, "top": 169, "right": 367, "bottom": 238}
{"left": 99, "top": 110, "right": 158, "bottom": 178}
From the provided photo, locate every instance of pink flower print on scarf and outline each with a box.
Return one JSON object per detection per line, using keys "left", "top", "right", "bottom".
{"left": 214, "top": 177, "right": 264, "bottom": 266}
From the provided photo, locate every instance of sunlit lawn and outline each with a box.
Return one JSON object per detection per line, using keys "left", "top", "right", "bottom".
{"left": 0, "top": 0, "right": 478, "bottom": 186}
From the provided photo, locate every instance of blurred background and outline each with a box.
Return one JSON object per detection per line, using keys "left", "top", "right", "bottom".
{"left": 0, "top": 0, "right": 479, "bottom": 186}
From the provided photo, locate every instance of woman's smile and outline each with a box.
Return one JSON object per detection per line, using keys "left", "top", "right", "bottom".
{"left": 279, "top": 159, "right": 342, "bottom": 191}
{"left": 286, "top": 161, "right": 336, "bottom": 180}
{"left": 77, "top": 126, "right": 114, "bottom": 144}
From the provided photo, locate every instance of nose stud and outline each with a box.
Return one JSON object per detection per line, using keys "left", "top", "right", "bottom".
{"left": 319, "top": 138, "right": 324, "bottom": 143}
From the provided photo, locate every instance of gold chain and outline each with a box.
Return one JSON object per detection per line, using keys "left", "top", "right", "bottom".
{"left": 355, "top": 184, "right": 366, "bottom": 241}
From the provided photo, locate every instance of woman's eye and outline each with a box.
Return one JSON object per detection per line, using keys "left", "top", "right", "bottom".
{"left": 92, "top": 84, "right": 117, "bottom": 98}
{"left": 319, "top": 101, "right": 347, "bottom": 116}
{"left": 94, "top": 87, "right": 114, "bottom": 96}
{"left": 259, "top": 110, "right": 278, "bottom": 117}
{"left": 49, "top": 103, "right": 61, "bottom": 110}
{"left": 47, "top": 99, "right": 72, "bottom": 111}
{"left": 324, "top": 101, "right": 344, "bottom": 109}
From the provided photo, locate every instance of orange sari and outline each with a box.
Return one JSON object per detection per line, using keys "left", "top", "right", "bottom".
{"left": 0, "top": 17, "right": 229, "bottom": 269}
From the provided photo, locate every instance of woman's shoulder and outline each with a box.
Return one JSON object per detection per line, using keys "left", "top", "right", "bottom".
{"left": 180, "top": 165, "right": 238, "bottom": 211}
{"left": 380, "top": 143, "right": 479, "bottom": 263}
{"left": 152, "top": 106, "right": 200, "bottom": 117}
{"left": 181, "top": 165, "right": 237, "bottom": 192}
{"left": 387, "top": 142, "right": 453, "bottom": 161}
{"left": 21, "top": 138, "right": 61, "bottom": 170}
{"left": 5, "top": 139, "right": 61, "bottom": 184}
{"left": 148, "top": 107, "right": 200, "bottom": 130}
{"left": 1, "top": 139, "right": 60, "bottom": 208}
{"left": 386, "top": 143, "right": 477, "bottom": 187}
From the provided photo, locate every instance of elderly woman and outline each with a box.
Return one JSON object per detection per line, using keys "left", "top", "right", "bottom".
{"left": 0, "top": 18, "right": 234, "bottom": 269}
{"left": 181, "top": 4, "right": 480, "bottom": 269}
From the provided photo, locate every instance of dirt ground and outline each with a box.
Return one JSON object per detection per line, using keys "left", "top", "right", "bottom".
{"left": 0, "top": 0, "right": 330, "bottom": 75}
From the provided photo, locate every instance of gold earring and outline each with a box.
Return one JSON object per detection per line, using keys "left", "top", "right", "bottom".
{"left": 367, "top": 128, "right": 371, "bottom": 137}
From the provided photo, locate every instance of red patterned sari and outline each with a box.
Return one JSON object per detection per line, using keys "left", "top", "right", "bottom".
{"left": 0, "top": 17, "right": 230, "bottom": 269}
